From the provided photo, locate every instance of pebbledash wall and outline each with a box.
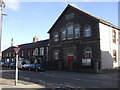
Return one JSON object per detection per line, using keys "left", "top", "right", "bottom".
{"left": 99, "top": 23, "right": 120, "bottom": 69}
{"left": 48, "top": 4, "right": 120, "bottom": 71}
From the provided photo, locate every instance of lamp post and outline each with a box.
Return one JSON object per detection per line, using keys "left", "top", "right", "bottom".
{"left": 0, "top": 0, "right": 6, "bottom": 61}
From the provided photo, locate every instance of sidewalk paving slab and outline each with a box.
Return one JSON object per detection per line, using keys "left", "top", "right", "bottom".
{"left": 0, "top": 78, "right": 45, "bottom": 89}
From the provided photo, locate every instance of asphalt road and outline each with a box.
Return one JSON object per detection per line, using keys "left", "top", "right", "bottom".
{"left": 1, "top": 67, "right": 119, "bottom": 88}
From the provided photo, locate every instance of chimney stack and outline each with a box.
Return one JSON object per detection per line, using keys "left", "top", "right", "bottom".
{"left": 33, "top": 36, "right": 39, "bottom": 43}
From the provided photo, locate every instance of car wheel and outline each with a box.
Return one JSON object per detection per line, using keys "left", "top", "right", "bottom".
{"left": 29, "top": 68, "right": 31, "bottom": 71}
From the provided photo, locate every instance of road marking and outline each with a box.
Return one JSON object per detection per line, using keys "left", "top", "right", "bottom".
{"left": 25, "top": 78, "right": 30, "bottom": 80}
{"left": 65, "top": 85, "right": 74, "bottom": 88}
{"left": 39, "top": 80, "right": 46, "bottom": 86}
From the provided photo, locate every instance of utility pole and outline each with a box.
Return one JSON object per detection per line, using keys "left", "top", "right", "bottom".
{"left": 0, "top": 0, "right": 6, "bottom": 61}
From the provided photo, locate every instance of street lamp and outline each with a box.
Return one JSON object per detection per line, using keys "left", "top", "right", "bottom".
{"left": 0, "top": 0, "right": 6, "bottom": 61}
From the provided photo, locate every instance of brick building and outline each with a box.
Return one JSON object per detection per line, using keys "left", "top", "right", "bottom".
{"left": 2, "top": 37, "right": 49, "bottom": 66}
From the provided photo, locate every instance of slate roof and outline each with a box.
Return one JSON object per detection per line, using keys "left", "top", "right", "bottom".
{"left": 18, "top": 39, "right": 49, "bottom": 49}
{"left": 48, "top": 4, "right": 119, "bottom": 33}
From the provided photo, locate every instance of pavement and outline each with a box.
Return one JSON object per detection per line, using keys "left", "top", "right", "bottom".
{"left": 0, "top": 77, "right": 45, "bottom": 89}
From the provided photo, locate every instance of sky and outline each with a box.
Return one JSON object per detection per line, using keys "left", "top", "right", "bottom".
{"left": 1, "top": 0, "right": 119, "bottom": 51}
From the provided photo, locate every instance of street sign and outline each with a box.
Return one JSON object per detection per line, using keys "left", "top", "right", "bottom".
{"left": 13, "top": 46, "right": 20, "bottom": 85}
{"left": 13, "top": 47, "right": 20, "bottom": 55}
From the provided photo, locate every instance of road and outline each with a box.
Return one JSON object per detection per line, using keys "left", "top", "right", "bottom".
{"left": 1, "top": 67, "right": 119, "bottom": 88}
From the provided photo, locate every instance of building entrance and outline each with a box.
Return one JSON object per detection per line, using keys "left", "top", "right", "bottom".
{"left": 63, "top": 45, "right": 77, "bottom": 69}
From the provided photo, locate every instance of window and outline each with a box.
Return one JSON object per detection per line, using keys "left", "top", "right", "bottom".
{"left": 75, "top": 25, "right": 80, "bottom": 38}
{"left": 54, "top": 32, "right": 59, "bottom": 41}
{"left": 22, "top": 51, "right": 24, "bottom": 57}
{"left": 84, "top": 47, "right": 92, "bottom": 59}
{"left": 33, "top": 48, "right": 38, "bottom": 56}
{"left": 28, "top": 50, "right": 30, "bottom": 56}
{"left": 113, "top": 50, "right": 117, "bottom": 62}
{"left": 84, "top": 25, "right": 91, "bottom": 37}
{"left": 40, "top": 47, "right": 44, "bottom": 56}
{"left": 112, "top": 30, "right": 116, "bottom": 43}
{"left": 61, "top": 30, "right": 66, "bottom": 40}
{"left": 9, "top": 52, "right": 11, "bottom": 57}
{"left": 53, "top": 50, "right": 59, "bottom": 60}
{"left": 67, "top": 24, "right": 73, "bottom": 39}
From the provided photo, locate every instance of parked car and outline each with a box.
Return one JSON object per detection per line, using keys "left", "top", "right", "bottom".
{"left": 22, "top": 64, "right": 31, "bottom": 70}
{"left": 9, "top": 63, "right": 16, "bottom": 69}
{"left": 0, "top": 62, "right": 5, "bottom": 67}
{"left": 3, "top": 62, "right": 10, "bottom": 68}
{"left": 29, "top": 64, "right": 45, "bottom": 71}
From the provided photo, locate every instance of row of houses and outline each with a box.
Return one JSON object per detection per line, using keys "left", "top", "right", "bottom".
{"left": 2, "top": 37, "right": 49, "bottom": 66}
{"left": 2, "top": 4, "right": 120, "bottom": 72}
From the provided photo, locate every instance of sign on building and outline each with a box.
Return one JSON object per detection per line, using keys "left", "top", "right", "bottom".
{"left": 82, "top": 59, "right": 91, "bottom": 66}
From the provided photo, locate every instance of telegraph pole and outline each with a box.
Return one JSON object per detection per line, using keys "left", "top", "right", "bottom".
{"left": 0, "top": 0, "right": 6, "bottom": 61}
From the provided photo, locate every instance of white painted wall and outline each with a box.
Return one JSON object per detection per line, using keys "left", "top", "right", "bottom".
{"left": 99, "top": 23, "right": 119, "bottom": 69}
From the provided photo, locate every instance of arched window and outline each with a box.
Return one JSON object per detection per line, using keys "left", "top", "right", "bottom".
{"left": 67, "top": 24, "right": 73, "bottom": 39}
{"left": 75, "top": 25, "right": 80, "bottom": 38}
{"left": 84, "top": 25, "right": 91, "bottom": 37}
{"left": 61, "top": 29, "right": 66, "bottom": 40}
{"left": 84, "top": 47, "right": 92, "bottom": 59}
{"left": 53, "top": 50, "right": 59, "bottom": 60}
{"left": 112, "top": 30, "right": 116, "bottom": 43}
{"left": 54, "top": 32, "right": 59, "bottom": 42}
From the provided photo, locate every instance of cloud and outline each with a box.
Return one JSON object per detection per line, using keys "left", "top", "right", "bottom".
{"left": 3, "top": 0, "right": 20, "bottom": 11}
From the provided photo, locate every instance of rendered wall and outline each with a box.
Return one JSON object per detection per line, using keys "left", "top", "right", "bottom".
{"left": 99, "top": 23, "right": 119, "bottom": 69}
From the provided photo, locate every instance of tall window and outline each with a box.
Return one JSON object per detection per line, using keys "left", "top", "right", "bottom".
{"left": 61, "top": 30, "right": 66, "bottom": 40}
{"left": 54, "top": 32, "right": 59, "bottom": 42}
{"left": 9, "top": 52, "right": 11, "bottom": 57}
{"left": 113, "top": 50, "right": 117, "bottom": 62}
{"left": 22, "top": 51, "right": 24, "bottom": 57}
{"left": 84, "top": 25, "right": 91, "bottom": 37}
{"left": 84, "top": 47, "right": 92, "bottom": 59}
{"left": 67, "top": 24, "right": 73, "bottom": 39}
{"left": 40, "top": 47, "right": 44, "bottom": 56}
{"left": 75, "top": 25, "right": 80, "bottom": 38}
{"left": 33, "top": 48, "right": 38, "bottom": 56}
{"left": 112, "top": 30, "right": 116, "bottom": 43}
{"left": 53, "top": 50, "right": 59, "bottom": 60}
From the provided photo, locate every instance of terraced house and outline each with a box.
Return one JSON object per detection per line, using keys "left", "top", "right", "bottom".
{"left": 2, "top": 37, "right": 49, "bottom": 66}
{"left": 48, "top": 4, "right": 120, "bottom": 71}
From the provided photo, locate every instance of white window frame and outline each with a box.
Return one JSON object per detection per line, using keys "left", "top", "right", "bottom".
{"left": 61, "top": 30, "right": 66, "bottom": 40}
{"left": 54, "top": 32, "right": 59, "bottom": 42}
{"left": 22, "top": 51, "right": 24, "bottom": 57}
{"left": 75, "top": 25, "right": 80, "bottom": 38}
{"left": 40, "top": 47, "right": 44, "bottom": 56}
{"left": 53, "top": 50, "right": 59, "bottom": 60}
{"left": 84, "top": 47, "right": 92, "bottom": 59}
{"left": 67, "top": 24, "right": 73, "bottom": 39}
{"left": 112, "top": 30, "right": 116, "bottom": 43}
{"left": 84, "top": 25, "right": 91, "bottom": 37}
{"left": 33, "top": 48, "right": 38, "bottom": 56}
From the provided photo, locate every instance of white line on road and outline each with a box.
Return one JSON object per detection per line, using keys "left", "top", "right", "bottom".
{"left": 65, "top": 84, "right": 74, "bottom": 88}
{"left": 25, "top": 78, "right": 30, "bottom": 80}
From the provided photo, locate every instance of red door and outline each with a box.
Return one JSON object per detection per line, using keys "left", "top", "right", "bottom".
{"left": 67, "top": 55, "right": 74, "bottom": 68}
